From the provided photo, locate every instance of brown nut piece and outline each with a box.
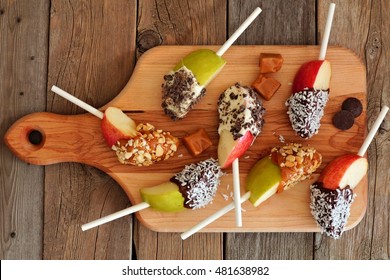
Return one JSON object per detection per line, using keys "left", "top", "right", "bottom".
{"left": 182, "top": 128, "right": 213, "bottom": 156}
{"left": 113, "top": 123, "right": 179, "bottom": 166}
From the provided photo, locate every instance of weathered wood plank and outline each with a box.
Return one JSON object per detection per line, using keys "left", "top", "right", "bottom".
{"left": 225, "top": 0, "right": 316, "bottom": 260}
{"left": 44, "top": 0, "right": 136, "bottom": 259}
{"left": 134, "top": 0, "right": 226, "bottom": 260}
{"left": 314, "top": 0, "right": 390, "bottom": 260}
{"left": 0, "top": 0, "right": 49, "bottom": 259}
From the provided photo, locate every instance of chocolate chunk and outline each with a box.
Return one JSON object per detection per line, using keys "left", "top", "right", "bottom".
{"left": 332, "top": 110, "right": 355, "bottom": 130}
{"left": 341, "top": 97, "right": 363, "bottom": 118}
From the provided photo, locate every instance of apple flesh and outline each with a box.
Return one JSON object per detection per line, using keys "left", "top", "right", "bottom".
{"left": 140, "top": 182, "right": 185, "bottom": 212}
{"left": 318, "top": 154, "right": 368, "bottom": 190}
{"left": 174, "top": 49, "right": 226, "bottom": 86}
{"left": 218, "top": 130, "right": 254, "bottom": 169}
{"left": 292, "top": 60, "right": 331, "bottom": 93}
{"left": 246, "top": 156, "right": 282, "bottom": 207}
{"left": 101, "top": 107, "right": 138, "bottom": 147}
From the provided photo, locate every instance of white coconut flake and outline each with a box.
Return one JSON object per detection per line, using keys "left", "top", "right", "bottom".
{"left": 172, "top": 158, "right": 223, "bottom": 209}
{"left": 286, "top": 88, "right": 329, "bottom": 139}
{"left": 310, "top": 183, "right": 355, "bottom": 239}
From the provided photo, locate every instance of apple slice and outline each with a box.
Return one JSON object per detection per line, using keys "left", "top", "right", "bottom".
{"left": 292, "top": 60, "right": 331, "bottom": 93}
{"left": 174, "top": 49, "right": 226, "bottom": 86}
{"left": 246, "top": 156, "right": 281, "bottom": 207}
{"left": 318, "top": 154, "right": 368, "bottom": 190}
{"left": 218, "top": 130, "right": 254, "bottom": 169}
{"left": 140, "top": 182, "right": 185, "bottom": 212}
{"left": 101, "top": 107, "right": 138, "bottom": 147}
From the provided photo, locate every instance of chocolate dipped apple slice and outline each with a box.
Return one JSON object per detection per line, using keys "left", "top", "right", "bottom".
{"left": 82, "top": 158, "right": 223, "bottom": 231}
{"left": 310, "top": 106, "right": 389, "bottom": 238}
{"left": 286, "top": 3, "right": 335, "bottom": 138}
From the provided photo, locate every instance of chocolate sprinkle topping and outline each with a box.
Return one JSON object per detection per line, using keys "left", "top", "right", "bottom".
{"left": 218, "top": 83, "right": 265, "bottom": 140}
{"left": 286, "top": 88, "right": 329, "bottom": 139}
{"left": 310, "top": 182, "right": 355, "bottom": 239}
{"left": 170, "top": 158, "right": 223, "bottom": 209}
{"left": 161, "top": 66, "right": 205, "bottom": 120}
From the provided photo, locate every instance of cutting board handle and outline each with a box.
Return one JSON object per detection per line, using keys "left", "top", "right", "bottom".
{"left": 4, "top": 112, "right": 108, "bottom": 167}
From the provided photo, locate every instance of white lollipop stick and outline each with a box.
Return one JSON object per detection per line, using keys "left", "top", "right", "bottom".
{"left": 216, "top": 6, "right": 261, "bottom": 226}
{"left": 51, "top": 85, "right": 104, "bottom": 119}
{"left": 81, "top": 202, "right": 150, "bottom": 231}
{"left": 216, "top": 7, "right": 262, "bottom": 57}
{"left": 181, "top": 192, "right": 251, "bottom": 240}
{"left": 318, "top": 3, "right": 336, "bottom": 60}
{"left": 232, "top": 159, "right": 242, "bottom": 227}
{"left": 358, "top": 105, "right": 389, "bottom": 156}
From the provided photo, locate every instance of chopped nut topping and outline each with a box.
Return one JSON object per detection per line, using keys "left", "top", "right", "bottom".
{"left": 112, "top": 122, "right": 179, "bottom": 166}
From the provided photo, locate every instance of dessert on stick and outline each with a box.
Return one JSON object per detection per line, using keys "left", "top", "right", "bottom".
{"left": 181, "top": 143, "right": 321, "bottom": 240}
{"left": 217, "top": 83, "right": 265, "bottom": 227}
{"left": 82, "top": 158, "right": 222, "bottom": 231}
{"left": 286, "top": 3, "right": 335, "bottom": 138}
{"left": 162, "top": 7, "right": 262, "bottom": 120}
{"left": 51, "top": 86, "right": 179, "bottom": 166}
{"left": 310, "top": 105, "right": 389, "bottom": 238}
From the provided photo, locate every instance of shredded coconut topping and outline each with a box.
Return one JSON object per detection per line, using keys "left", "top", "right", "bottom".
{"left": 170, "top": 158, "right": 222, "bottom": 209}
{"left": 218, "top": 83, "right": 265, "bottom": 140}
{"left": 286, "top": 88, "right": 329, "bottom": 139}
{"left": 310, "top": 182, "right": 355, "bottom": 239}
{"left": 161, "top": 66, "right": 205, "bottom": 120}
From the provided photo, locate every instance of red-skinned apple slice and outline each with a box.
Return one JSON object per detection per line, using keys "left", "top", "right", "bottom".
{"left": 318, "top": 154, "right": 368, "bottom": 190}
{"left": 218, "top": 130, "right": 254, "bottom": 169}
{"left": 292, "top": 60, "right": 331, "bottom": 93}
{"left": 101, "top": 107, "right": 138, "bottom": 147}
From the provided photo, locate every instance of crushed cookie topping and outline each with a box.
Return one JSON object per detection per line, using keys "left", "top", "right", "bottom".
{"left": 285, "top": 88, "right": 329, "bottom": 139}
{"left": 310, "top": 182, "right": 355, "bottom": 239}
{"left": 161, "top": 66, "right": 205, "bottom": 120}
{"left": 170, "top": 158, "right": 223, "bottom": 209}
{"left": 112, "top": 123, "right": 178, "bottom": 166}
{"left": 270, "top": 143, "right": 321, "bottom": 191}
{"left": 218, "top": 83, "right": 265, "bottom": 140}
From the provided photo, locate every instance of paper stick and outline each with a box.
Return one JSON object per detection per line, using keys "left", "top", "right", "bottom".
{"left": 51, "top": 85, "right": 104, "bottom": 119}
{"left": 232, "top": 159, "right": 242, "bottom": 227}
{"left": 318, "top": 3, "right": 336, "bottom": 60}
{"left": 81, "top": 202, "right": 150, "bottom": 231}
{"left": 181, "top": 192, "right": 251, "bottom": 240}
{"left": 216, "top": 7, "right": 262, "bottom": 57}
{"left": 358, "top": 105, "right": 389, "bottom": 156}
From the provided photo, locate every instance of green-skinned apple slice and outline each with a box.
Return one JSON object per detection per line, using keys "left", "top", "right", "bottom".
{"left": 140, "top": 182, "right": 185, "bottom": 212}
{"left": 245, "top": 156, "right": 281, "bottom": 207}
{"left": 174, "top": 49, "right": 226, "bottom": 86}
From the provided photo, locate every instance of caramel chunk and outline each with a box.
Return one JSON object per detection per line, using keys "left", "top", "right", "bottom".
{"left": 252, "top": 75, "right": 281, "bottom": 101}
{"left": 259, "top": 53, "right": 284, "bottom": 74}
{"left": 182, "top": 128, "right": 213, "bottom": 156}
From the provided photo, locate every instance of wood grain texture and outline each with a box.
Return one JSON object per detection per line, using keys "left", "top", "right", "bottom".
{"left": 44, "top": 0, "right": 136, "bottom": 259}
{"left": 4, "top": 46, "right": 368, "bottom": 234}
{"left": 0, "top": 0, "right": 49, "bottom": 259}
{"left": 225, "top": 0, "right": 317, "bottom": 260}
{"left": 134, "top": 0, "right": 226, "bottom": 260}
{"left": 314, "top": 0, "right": 390, "bottom": 260}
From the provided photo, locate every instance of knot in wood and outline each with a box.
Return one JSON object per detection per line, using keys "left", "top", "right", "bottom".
{"left": 137, "top": 29, "right": 162, "bottom": 53}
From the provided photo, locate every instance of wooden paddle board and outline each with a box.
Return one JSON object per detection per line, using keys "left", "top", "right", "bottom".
{"left": 4, "top": 45, "right": 367, "bottom": 232}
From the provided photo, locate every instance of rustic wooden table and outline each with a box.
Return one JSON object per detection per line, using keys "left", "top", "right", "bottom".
{"left": 1, "top": 0, "right": 389, "bottom": 260}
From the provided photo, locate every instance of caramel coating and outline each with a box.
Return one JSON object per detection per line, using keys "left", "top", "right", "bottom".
{"left": 270, "top": 143, "right": 322, "bottom": 193}
{"left": 113, "top": 123, "right": 179, "bottom": 166}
